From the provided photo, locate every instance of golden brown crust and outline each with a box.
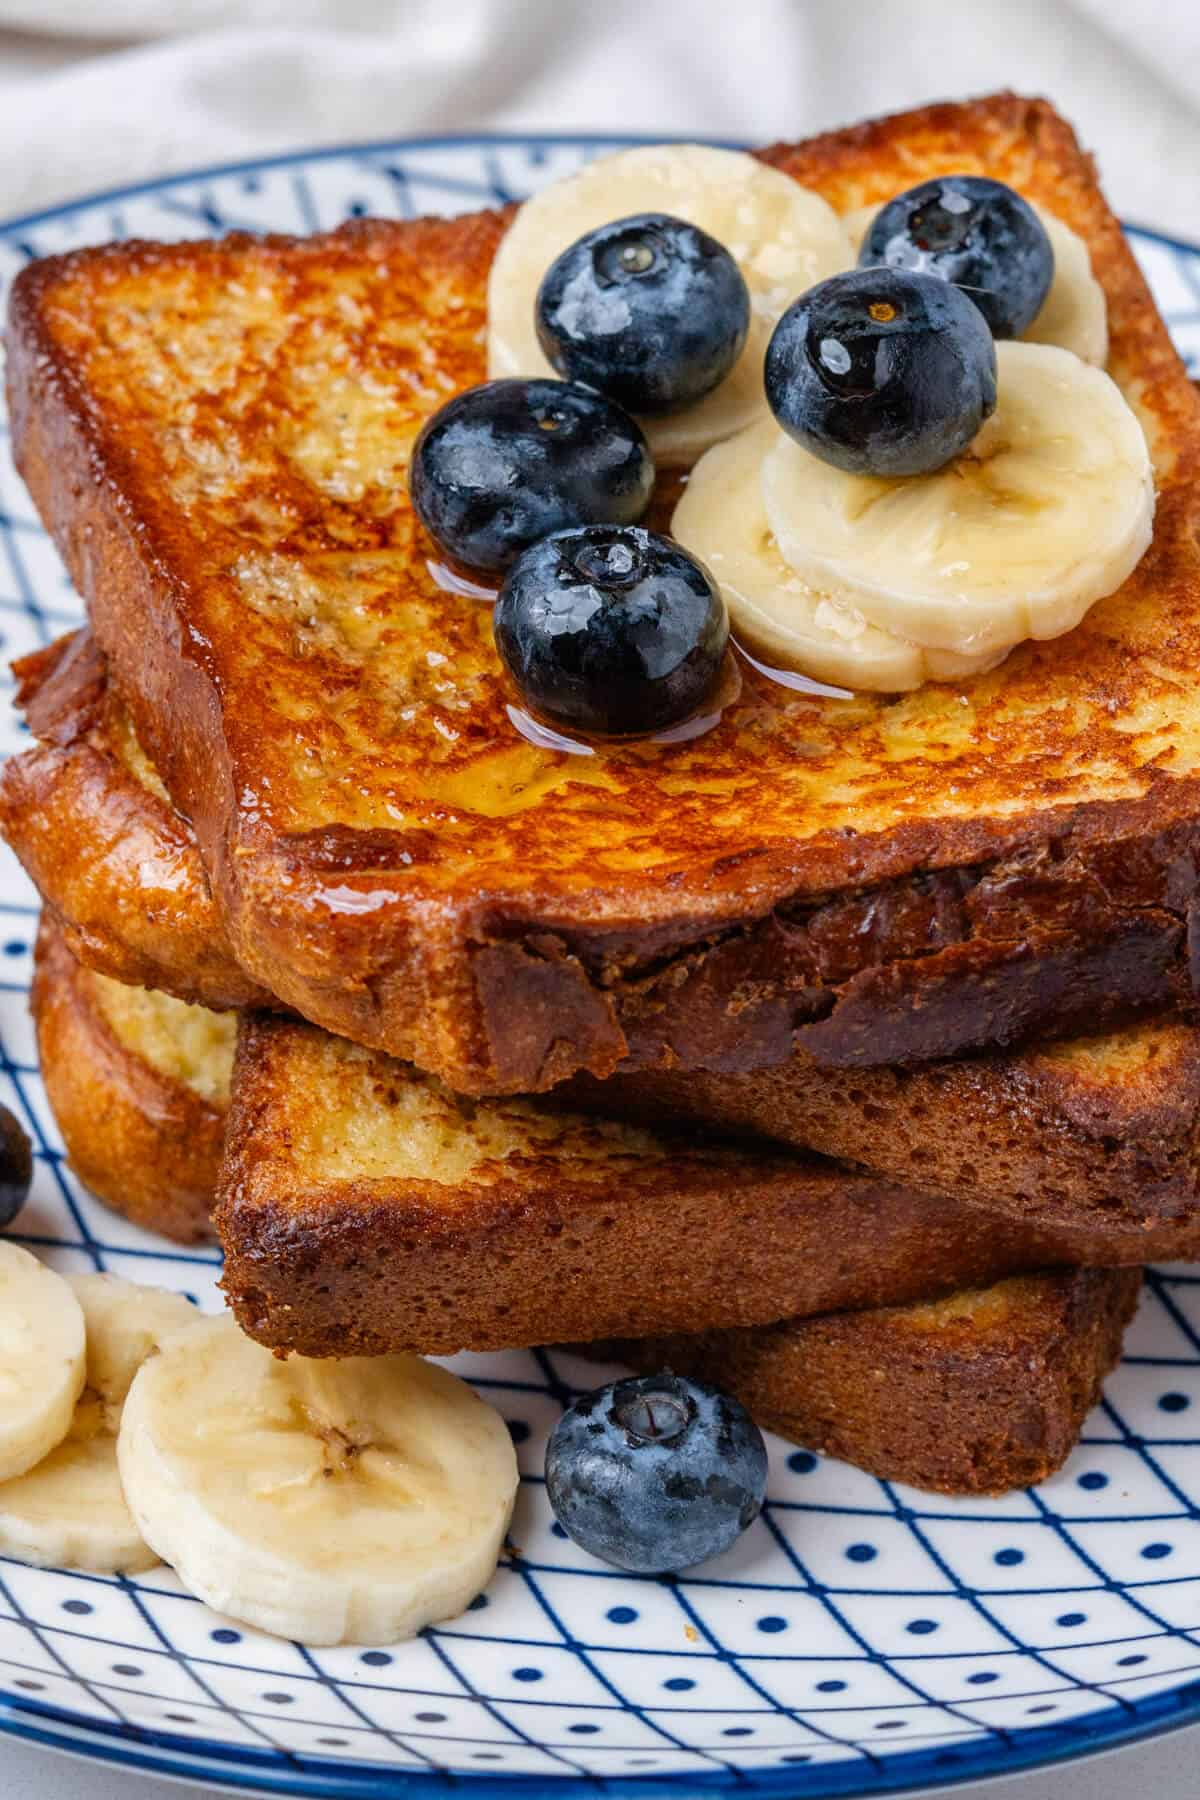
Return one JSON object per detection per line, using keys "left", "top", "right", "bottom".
{"left": 569, "top": 1015, "right": 1200, "bottom": 1256}
{"left": 9, "top": 96, "right": 1200, "bottom": 1093}
{"left": 7, "top": 637, "right": 1196, "bottom": 1097}
{"left": 31, "top": 917, "right": 222, "bottom": 1242}
{"left": 10, "top": 638, "right": 1200, "bottom": 1233}
{"left": 0, "top": 635, "right": 269, "bottom": 1009}
{"left": 215, "top": 1015, "right": 1113, "bottom": 1358}
{"left": 594, "top": 1268, "right": 1142, "bottom": 1494}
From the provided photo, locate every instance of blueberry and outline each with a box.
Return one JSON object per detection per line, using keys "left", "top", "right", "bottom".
{"left": 410, "top": 378, "right": 654, "bottom": 575}
{"left": 0, "top": 1104, "right": 31, "bottom": 1229}
{"left": 858, "top": 176, "right": 1054, "bottom": 340}
{"left": 494, "top": 525, "right": 727, "bottom": 739}
{"left": 536, "top": 213, "right": 750, "bottom": 415}
{"left": 544, "top": 1372, "right": 767, "bottom": 1575}
{"left": 765, "top": 268, "right": 997, "bottom": 478}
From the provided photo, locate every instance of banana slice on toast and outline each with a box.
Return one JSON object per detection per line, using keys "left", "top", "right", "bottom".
{"left": 672, "top": 420, "right": 1003, "bottom": 691}
{"left": 1024, "top": 210, "right": 1109, "bottom": 366}
{"left": 675, "top": 342, "right": 1152, "bottom": 687}
{"left": 489, "top": 143, "right": 854, "bottom": 465}
{"left": 760, "top": 341, "right": 1153, "bottom": 660}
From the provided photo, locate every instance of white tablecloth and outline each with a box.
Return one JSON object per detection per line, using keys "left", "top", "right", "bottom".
{"left": 2, "top": 3, "right": 1198, "bottom": 1795}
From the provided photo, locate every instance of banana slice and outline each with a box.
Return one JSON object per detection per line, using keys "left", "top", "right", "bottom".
{"left": 673, "top": 420, "right": 1003, "bottom": 691}
{"left": 118, "top": 1315, "right": 519, "bottom": 1646}
{"left": 1023, "top": 211, "right": 1108, "bottom": 366}
{"left": 844, "top": 199, "right": 1108, "bottom": 366}
{"left": 488, "top": 144, "right": 854, "bottom": 466}
{"left": 761, "top": 341, "right": 1153, "bottom": 660}
{"left": 0, "top": 1244, "right": 85, "bottom": 1484}
{"left": 0, "top": 1275, "right": 197, "bottom": 1573}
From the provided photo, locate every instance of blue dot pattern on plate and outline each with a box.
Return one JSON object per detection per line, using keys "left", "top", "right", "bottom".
{"left": 0, "top": 137, "right": 1199, "bottom": 1800}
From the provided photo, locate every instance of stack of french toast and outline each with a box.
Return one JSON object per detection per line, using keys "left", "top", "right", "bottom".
{"left": 4, "top": 89, "right": 1199, "bottom": 1501}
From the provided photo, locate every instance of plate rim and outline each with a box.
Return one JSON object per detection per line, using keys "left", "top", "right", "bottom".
{"left": 6, "top": 1661, "right": 1200, "bottom": 1800}
{"left": 0, "top": 125, "right": 1194, "bottom": 261}
{"left": 1, "top": 128, "right": 1199, "bottom": 1800}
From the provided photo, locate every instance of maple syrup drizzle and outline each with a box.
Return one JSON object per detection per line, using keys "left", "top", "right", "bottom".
{"left": 425, "top": 558, "right": 500, "bottom": 601}
{"left": 731, "top": 638, "right": 853, "bottom": 701}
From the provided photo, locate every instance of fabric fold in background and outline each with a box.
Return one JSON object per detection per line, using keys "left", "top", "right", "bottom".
{"left": 0, "top": 0, "right": 1197, "bottom": 234}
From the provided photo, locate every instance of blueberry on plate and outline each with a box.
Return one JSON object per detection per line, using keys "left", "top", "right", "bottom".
{"left": 545, "top": 1372, "right": 767, "bottom": 1575}
{"left": 765, "top": 267, "right": 997, "bottom": 478}
{"left": 858, "top": 175, "right": 1054, "bottom": 339}
{"left": 536, "top": 212, "right": 750, "bottom": 415}
{"left": 410, "top": 378, "right": 654, "bottom": 576}
{"left": 0, "top": 1103, "right": 32, "bottom": 1230}
{"left": 493, "top": 524, "right": 727, "bottom": 739}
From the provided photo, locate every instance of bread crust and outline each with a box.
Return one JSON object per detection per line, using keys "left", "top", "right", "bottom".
{"left": 569, "top": 1014, "right": 1200, "bottom": 1257}
{"left": 215, "top": 1015, "right": 1125, "bottom": 1357}
{"left": 27, "top": 901, "right": 1101, "bottom": 1366}
{"left": 591, "top": 1268, "right": 1142, "bottom": 1495}
{"left": 8, "top": 636, "right": 1197, "bottom": 1086}
{"left": 1, "top": 635, "right": 268, "bottom": 1008}
{"left": 8, "top": 95, "right": 1200, "bottom": 1093}
{"left": 25, "top": 916, "right": 1089, "bottom": 1377}
{"left": 31, "top": 917, "right": 222, "bottom": 1242}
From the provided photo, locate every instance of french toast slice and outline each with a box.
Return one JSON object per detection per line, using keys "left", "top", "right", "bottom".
{"left": 9, "top": 95, "right": 1200, "bottom": 1095}
{"left": 589, "top": 1268, "right": 1141, "bottom": 1495}
{"left": 213, "top": 1012, "right": 1165, "bottom": 1360}
{"left": 10, "top": 634, "right": 1200, "bottom": 1247}
{"left": 567, "top": 1023, "right": 1200, "bottom": 1252}
{"left": 30, "top": 922, "right": 1137, "bottom": 1494}
{"left": 215, "top": 1014, "right": 1095, "bottom": 1358}
{"left": 31, "top": 917, "right": 229, "bottom": 1241}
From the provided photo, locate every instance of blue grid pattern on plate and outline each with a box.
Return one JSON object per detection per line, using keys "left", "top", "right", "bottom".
{"left": 1, "top": 135, "right": 1200, "bottom": 1800}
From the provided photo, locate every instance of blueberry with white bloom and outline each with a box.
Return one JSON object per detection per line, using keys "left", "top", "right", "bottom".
{"left": 545, "top": 1372, "right": 768, "bottom": 1574}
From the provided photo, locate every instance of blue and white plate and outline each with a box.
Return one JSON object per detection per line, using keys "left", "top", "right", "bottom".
{"left": 2, "top": 135, "right": 1200, "bottom": 1800}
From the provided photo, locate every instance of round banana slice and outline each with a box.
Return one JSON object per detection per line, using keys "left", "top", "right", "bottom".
{"left": 118, "top": 1315, "right": 519, "bottom": 1646}
{"left": 0, "top": 1275, "right": 197, "bottom": 1573}
{"left": 843, "top": 199, "right": 1108, "bottom": 366}
{"left": 673, "top": 421, "right": 1003, "bottom": 691}
{"left": 0, "top": 1244, "right": 85, "bottom": 1484}
{"left": 761, "top": 341, "right": 1154, "bottom": 660}
{"left": 488, "top": 144, "right": 854, "bottom": 466}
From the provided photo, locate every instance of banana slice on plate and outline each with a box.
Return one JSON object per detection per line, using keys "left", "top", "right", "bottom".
{"left": 118, "top": 1314, "right": 519, "bottom": 1646}
{"left": 488, "top": 144, "right": 854, "bottom": 466}
{"left": 0, "top": 1244, "right": 85, "bottom": 1484}
{"left": 760, "top": 340, "right": 1153, "bottom": 660}
{"left": 673, "top": 420, "right": 1003, "bottom": 691}
{"left": 0, "top": 1274, "right": 197, "bottom": 1573}
{"left": 843, "top": 199, "right": 1108, "bottom": 366}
